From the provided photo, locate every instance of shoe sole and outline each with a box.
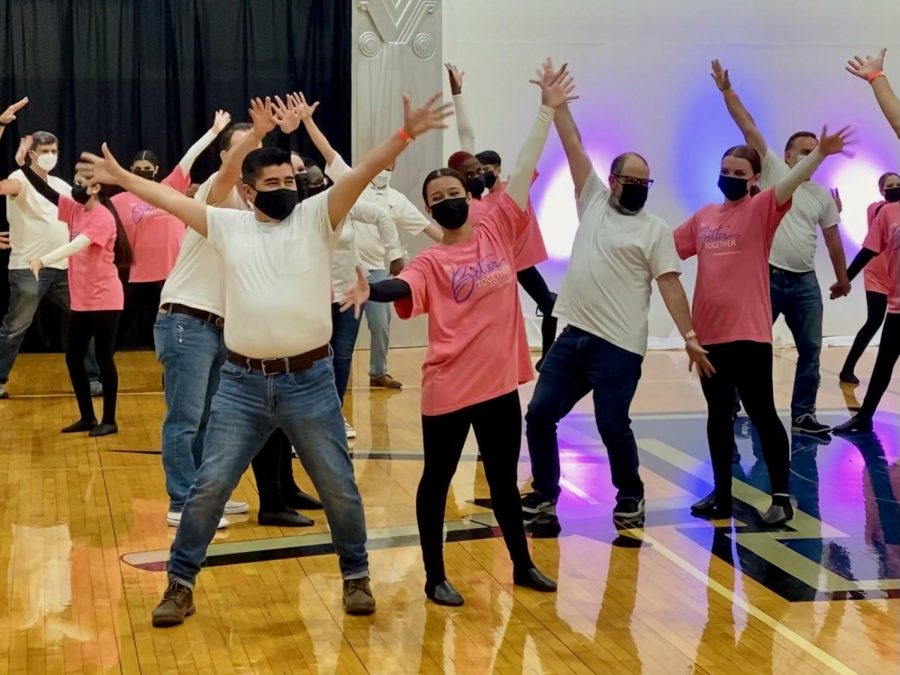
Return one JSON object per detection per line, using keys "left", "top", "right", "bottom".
{"left": 791, "top": 426, "right": 832, "bottom": 436}
{"left": 167, "top": 518, "right": 229, "bottom": 529}
{"left": 345, "top": 432, "right": 357, "bottom": 439}
{"left": 223, "top": 505, "right": 250, "bottom": 515}
{"left": 152, "top": 605, "right": 195, "bottom": 627}
{"left": 343, "top": 603, "right": 376, "bottom": 615}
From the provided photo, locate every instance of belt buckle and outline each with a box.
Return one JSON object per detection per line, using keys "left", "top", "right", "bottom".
{"left": 259, "top": 358, "right": 273, "bottom": 376}
{"left": 214, "top": 316, "right": 224, "bottom": 328}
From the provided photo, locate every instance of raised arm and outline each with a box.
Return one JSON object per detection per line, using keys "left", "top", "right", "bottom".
{"left": 773, "top": 126, "right": 853, "bottom": 206}
{"left": 446, "top": 63, "right": 475, "bottom": 153}
{"left": 20, "top": 162, "right": 61, "bottom": 206}
{"left": 326, "top": 93, "right": 452, "bottom": 229}
{"left": 846, "top": 49, "right": 900, "bottom": 138}
{"left": 0, "top": 99, "right": 29, "bottom": 197}
{"left": 177, "top": 109, "right": 231, "bottom": 175}
{"left": 294, "top": 93, "right": 337, "bottom": 166}
{"left": 553, "top": 103, "right": 592, "bottom": 198}
{"left": 206, "top": 98, "right": 275, "bottom": 205}
{"left": 506, "top": 60, "right": 578, "bottom": 209}
{"left": 711, "top": 60, "right": 768, "bottom": 158}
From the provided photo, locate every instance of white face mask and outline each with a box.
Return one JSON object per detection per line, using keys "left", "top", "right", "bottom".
{"left": 371, "top": 170, "right": 391, "bottom": 189}
{"left": 36, "top": 153, "right": 58, "bottom": 172}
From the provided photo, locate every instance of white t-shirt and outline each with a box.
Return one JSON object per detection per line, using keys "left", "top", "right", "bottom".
{"left": 206, "top": 191, "right": 339, "bottom": 358}
{"left": 159, "top": 172, "right": 248, "bottom": 316}
{"left": 553, "top": 170, "right": 681, "bottom": 357}
{"left": 760, "top": 149, "right": 839, "bottom": 273}
{"left": 5, "top": 169, "right": 72, "bottom": 270}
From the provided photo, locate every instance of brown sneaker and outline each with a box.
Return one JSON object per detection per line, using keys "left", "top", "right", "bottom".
{"left": 342, "top": 577, "right": 376, "bottom": 615}
{"left": 370, "top": 374, "right": 402, "bottom": 389}
{"left": 152, "top": 579, "right": 196, "bottom": 627}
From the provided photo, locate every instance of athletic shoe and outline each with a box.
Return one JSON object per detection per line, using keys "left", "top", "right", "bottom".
{"left": 342, "top": 578, "right": 376, "bottom": 615}
{"left": 839, "top": 371, "right": 860, "bottom": 385}
{"left": 520, "top": 491, "right": 557, "bottom": 521}
{"left": 167, "top": 511, "right": 229, "bottom": 529}
{"left": 224, "top": 500, "right": 249, "bottom": 515}
{"left": 152, "top": 579, "right": 195, "bottom": 627}
{"left": 0, "top": 384, "right": 8, "bottom": 399}
{"left": 344, "top": 419, "right": 357, "bottom": 439}
{"left": 792, "top": 414, "right": 831, "bottom": 436}
{"left": 832, "top": 415, "right": 873, "bottom": 435}
{"left": 612, "top": 497, "right": 646, "bottom": 527}
{"left": 370, "top": 374, "right": 402, "bottom": 389}
{"left": 90, "top": 380, "right": 103, "bottom": 397}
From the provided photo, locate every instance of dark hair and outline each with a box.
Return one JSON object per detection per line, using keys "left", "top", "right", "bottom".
{"left": 131, "top": 149, "right": 160, "bottom": 167}
{"left": 98, "top": 189, "right": 134, "bottom": 269}
{"left": 31, "top": 131, "right": 58, "bottom": 149}
{"left": 723, "top": 145, "right": 762, "bottom": 196}
{"left": 878, "top": 171, "right": 900, "bottom": 191}
{"left": 610, "top": 151, "right": 649, "bottom": 175}
{"left": 476, "top": 150, "right": 501, "bottom": 167}
{"left": 301, "top": 156, "right": 318, "bottom": 171}
{"left": 240, "top": 147, "right": 292, "bottom": 185}
{"left": 784, "top": 131, "right": 817, "bottom": 153}
{"left": 421, "top": 167, "right": 466, "bottom": 204}
{"left": 218, "top": 122, "right": 253, "bottom": 153}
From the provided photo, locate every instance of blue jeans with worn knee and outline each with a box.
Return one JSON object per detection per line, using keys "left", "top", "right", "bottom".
{"left": 330, "top": 302, "right": 362, "bottom": 403}
{"left": 154, "top": 311, "right": 226, "bottom": 512}
{"left": 167, "top": 356, "right": 369, "bottom": 586}
{"left": 769, "top": 267, "right": 823, "bottom": 420}
{"left": 364, "top": 269, "right": 392, "bottom": 377}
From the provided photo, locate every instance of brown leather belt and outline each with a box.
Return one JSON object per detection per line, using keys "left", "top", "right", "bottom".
{"left": 227, "top": 345, "right": 330, "bottom": 376}
{"left": 160, "top": 303, "right": 225, "bottom": 328}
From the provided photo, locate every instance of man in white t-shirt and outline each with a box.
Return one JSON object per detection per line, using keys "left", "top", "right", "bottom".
{"left": 521, "top": 101, "right": 710, "bottom": 528}
{"left": 78, "top": 92, "right": 450, "bottom": 625}
{"left": 713, "top": 60, "right": 850, "bottom": 436}
{"left": 0, "top": 117, "right": 99, "bottom": 397}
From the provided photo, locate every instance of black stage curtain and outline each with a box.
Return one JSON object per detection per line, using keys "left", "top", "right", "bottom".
{"left": 0, "top": 0, "right": 351, "bottom": 351}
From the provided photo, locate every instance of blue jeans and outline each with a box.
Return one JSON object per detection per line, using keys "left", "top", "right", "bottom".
{"left": 167, "top": 356, "right": 369, "bottom": 586}
{"left": 769, "top": 267, "right": 822, "bottom": 419}
{"left": 330, "top": 302, "right": 362, "bottom": 403}
{"left": 525, "top": 326, "right": 644, "bottom": 501}
{"left": 364, "top": 269, "right": 391, "bottom": 377}
{"left": 0, "top": 268, "right": 99, "bottom": 382}
{"left": 154, "top": 312, "right": 226, "bottom": 512}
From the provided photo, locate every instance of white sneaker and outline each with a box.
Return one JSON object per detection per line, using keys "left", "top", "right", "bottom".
{"left": 167, "top": 511, "right": 229, "bottom": 529}
{"left": 0, "top": 383, "right": 8, "bottom": 399}
{"left": 344, "top": 419, "right": 357, "bottom": 439}
{"left": 224, "top": 500, "right": 249, "bottom": 515}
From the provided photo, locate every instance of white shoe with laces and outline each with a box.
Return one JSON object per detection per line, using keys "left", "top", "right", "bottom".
{"left": 224, "top": 500, "right": 249, "bottom": 515}
{"left": 344, "top": 419, "right": 357, "bottom": 439}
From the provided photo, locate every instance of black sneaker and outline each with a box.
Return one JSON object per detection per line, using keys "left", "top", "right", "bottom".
{"left": 792, "top": 414, "right": 831, "bottom": 436}
{"left": 152, "top": 579, "right": 195, "bottom": 627}
{"left": 521, "top": 491, "right": 557, "bottom": 522}
{"left": 832, "top": 415, "right": 873, "bottom": 435}
{"left": 613, "top": 497, "right": 645, "bottom": 527}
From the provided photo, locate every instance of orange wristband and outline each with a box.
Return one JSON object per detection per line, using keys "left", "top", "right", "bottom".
{"left": 723, "top": 88, "right": 736, "bottom": 97}
{"left": 867, "top": 70, "right": 885, "bottom": 83}
{"left": 397, "top": 126, "right": 414, "bottom": 143}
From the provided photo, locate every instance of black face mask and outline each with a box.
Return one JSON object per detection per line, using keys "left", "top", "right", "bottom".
{"left": 884, "top": 186, "right": 900, "bottom": 203}
{"left": 718, "top": 174, "right": 750, "bottom": 201}
{"left": 482, "top": 171, "right": 497, "bottom": 190}
{"left": 431, "top": 197, "right": 469, "bottom": 230}
{"left": 616, "top": 183, "right": 648, "bottom": 213}
{"left": 71, "top": 184, "right": 91, "bottom": 205}
{"left": 132, "top": 168, "right": 156, "bottom": 181}
{"left": 253, "top": 187, "right": 298, "bottom": 220}
{"left": 466, "top": 174, "right": 485, "bottom": 199}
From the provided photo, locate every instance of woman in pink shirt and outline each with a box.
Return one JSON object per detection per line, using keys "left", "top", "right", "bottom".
{"left": 21, "top": 148, "right": 132, "bottom": 437}
{"left": 674, "top": 129, "right": 850, "bottom": 526}
{"left": 114, "top": 111, "right": 231, "bottom": 348}
{"left": 342, "top": 61, "right": 574, "bottom": 607}
{"left": 839, "top": 171, "right": 900, "bottom": 384}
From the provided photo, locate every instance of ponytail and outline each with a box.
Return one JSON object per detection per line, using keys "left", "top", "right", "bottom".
{"left": 99, "top": 192, "right": 134, "bottom": 269}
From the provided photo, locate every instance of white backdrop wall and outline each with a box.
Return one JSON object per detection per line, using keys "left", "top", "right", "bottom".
{"left": 442, "top": 0, "right": 900, "bottom": 348}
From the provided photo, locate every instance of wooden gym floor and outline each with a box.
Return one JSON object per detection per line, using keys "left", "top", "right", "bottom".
{"left": 0, "top": 345, "right": 897, "bottom": 674}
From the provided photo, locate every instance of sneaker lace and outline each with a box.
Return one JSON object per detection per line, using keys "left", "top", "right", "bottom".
{"left": 165, "top": 580, "right": 190, "bottom": 605}
{"left": 347, "top": 578, "right": 370, "bottom": 595}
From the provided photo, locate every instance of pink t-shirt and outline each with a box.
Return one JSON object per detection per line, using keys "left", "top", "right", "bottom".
{"left": 864, "top": 202, "right": 892, "bottom": 295}
{"left": 467, "top": 196, "right": 490, "bottom": 224}
{"left": 481, "top": 173, "right": 548, "bottom": 270}
{"left": 58, "top": 197, "right": 124, "bottom": 312}
{"left": 674, "top": 187, "right": 791, "bottom": 345}
{"left": 395, "top": 193, "right": 532, "bottom": 416}
{"left": 112, "top": 167, "right": 189, "bottom": 283}
{"left": 863, "top": 201, "right": 900, "bottom": 313}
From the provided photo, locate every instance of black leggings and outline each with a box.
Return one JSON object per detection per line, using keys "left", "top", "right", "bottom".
{"left": 516, "top": 267, "right": 557, "bottom": 360}
{"left": 418, "top": 390, "right": 532, "bottom": 584}
{"left": 66, "top": 310, "right": 120, "bottom": 424}
{"left": 859, "top": 313, "right": 900, "bottom": 419}
{"left": 699, "top": 342, "right": 790, "bottom": 502}
{"left": 251, "top": 428, "right": 303, "bottom": 512}
{"left": 842, "top": 291, "right": 888, "bottom": 377}
{"left": 118, "top": 280, "right": 164, "bottom": 349}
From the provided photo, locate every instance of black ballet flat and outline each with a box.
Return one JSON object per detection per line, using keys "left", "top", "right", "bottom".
{"left": 89, "top": 422, "right": 118, "bottom": 437}
{"left": 513, "top": 567, "right": 557, "bottom": 592}
{"left": 258, "top": 509, "right": 315, "bottom": 527}
{"left": 61, "top": 418, "right": 97, "bottom": 433}
{"left": 839, "top": 371, "right": 860, "bottom": 386}
{"left": 282, "top": 490, "right": 324, "bottom": 511}
{"left": 760, "top": 503, "right": 794, "bottom": 527}
{"left": 690, "top": 491, "right": 733, "bottom": 520}
{"left": 832, "top": 416, "right": 873, "bottom": 435}
{"left": 425, "top": 580, "right": 464, "bottom": 606}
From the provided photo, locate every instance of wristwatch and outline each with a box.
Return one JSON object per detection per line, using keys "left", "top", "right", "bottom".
{"left": 684, "top": 330, "right": 697, "bottom": 341}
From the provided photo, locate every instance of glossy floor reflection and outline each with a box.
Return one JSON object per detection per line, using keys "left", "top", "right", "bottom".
{"left": 0, "top": 347, "right": 897, "bottom": 673}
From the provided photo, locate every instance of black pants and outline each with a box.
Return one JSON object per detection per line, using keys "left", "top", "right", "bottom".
{"left": 859, "top": 313, "right": 900, "bottom": 419}
{"left": 516, "top": 266, "right": 557, "bottom": 360}
{"left": 418, "top": 390, "right": 532, "bottom": 584}
{"left": 699, "top": 341, "right": 789, "bottom": 502}
{"left": 66, "top": 310, "right": 120, "bottom": 424}
{"left": 251, "top": 428, "right": 303, "bottom": 512}
{"left": 842, "top": 290, "right": 888, "bottom": 377}
{"left": 118, "top": 281, "right": 164, "bottom": 350}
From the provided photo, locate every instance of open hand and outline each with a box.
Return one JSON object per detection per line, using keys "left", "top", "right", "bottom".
{"left": 273, "top": 95, "right": 302, "bottom": 134}
{"left": 28, "top": 258, "right": 43, "bottom": 280}
{"left": 15, "top": 135, "right": 32, "bottom": 167}
{"left": 76, "top": 142, "right": 127, "bottom": 187}
{"left": 402, "top": 92, "right": 453, "bottom": 139}
{"left": 818, "top": 125, "right": 855, "bottom": 157}
{"left": 339, "top": 267, "right": 371, "bottom": 319}
{"left": 686, "top": 338, "right": 716, "bottom": 378}
{"left": 710, "top": 59, "right": 732, "bottom": 92}
{"left": 1, "top": 97, "right": 28, "bottom": 125}
{"left": 211, "top": 109, "right": 232, "bottom": 135}
{"left": 445, "top": 63, "right": 464, "bottom": 96}
{"left": 530, "top": 58, "right": 578, "bottom": 108}
{"left": 248, "top": 97, "right": 277, "bottom": 137}
{"left": 0, "top": 232, "right": 10, "bottom": 250}
{"left": 846, "top": 48, "right": 886, "bottom": 81}
{"left": 289, "top": 92, "right": 320, "bottom": 123}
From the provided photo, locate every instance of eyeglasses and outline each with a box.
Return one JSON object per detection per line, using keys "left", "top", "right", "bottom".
{"left": 614, "top": 175, "right": 654, "bottom": 188}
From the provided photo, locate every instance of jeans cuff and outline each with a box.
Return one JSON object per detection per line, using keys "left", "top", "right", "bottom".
{"left": 169, "top": 574, "right": 195, "bottom": 589}
{"left": 342, "top": 568, "right": 370, "bottom": 581}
